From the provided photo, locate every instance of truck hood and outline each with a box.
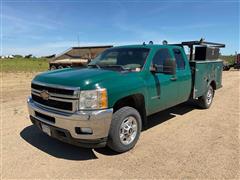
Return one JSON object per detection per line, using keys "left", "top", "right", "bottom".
{"left": 33, "top": 68, "right": 129, "bottom": 89}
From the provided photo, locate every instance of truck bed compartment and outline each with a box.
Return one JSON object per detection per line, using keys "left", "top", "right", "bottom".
{"left": 190, "top": 60, "right": 223, "bottom": 99}
{"left": 195, "top": 46, "right": 220, "bottom": 60}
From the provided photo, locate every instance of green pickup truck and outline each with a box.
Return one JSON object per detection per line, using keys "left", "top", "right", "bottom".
{"left": 27, "top": 40, "right": 225, "bottom": 152}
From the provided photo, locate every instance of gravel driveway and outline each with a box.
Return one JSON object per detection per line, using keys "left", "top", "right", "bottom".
{"left": 1, "top": 71, "right": 239, "bottom": 179}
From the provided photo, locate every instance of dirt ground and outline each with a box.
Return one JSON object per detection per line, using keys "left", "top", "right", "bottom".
{"left": 1, "top": 71, "right": 240, "bottom": 179}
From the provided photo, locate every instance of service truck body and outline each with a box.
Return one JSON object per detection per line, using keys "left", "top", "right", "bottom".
{"left": 27, "top": 40, "right": 224, "bottom": 152}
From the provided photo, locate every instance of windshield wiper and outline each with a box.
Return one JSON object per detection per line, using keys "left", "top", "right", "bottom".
{"left": 87, "top": 64, "right": 101, "bottom": 69}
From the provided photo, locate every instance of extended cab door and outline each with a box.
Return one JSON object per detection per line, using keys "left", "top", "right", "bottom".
{"left": 171, "top": 47, "right": 192, "bottom": 102}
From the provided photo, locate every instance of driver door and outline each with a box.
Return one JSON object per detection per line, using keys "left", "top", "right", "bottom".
{"left": 146, "top": 48, "right": 179, "bottom": 115}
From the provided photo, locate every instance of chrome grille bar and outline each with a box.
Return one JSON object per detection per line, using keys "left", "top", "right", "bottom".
{"left": 31, "top": 81, "right": 80, "bottom": 113}
{"left": 31, "top": 80, "right": 80, "bottom": 98}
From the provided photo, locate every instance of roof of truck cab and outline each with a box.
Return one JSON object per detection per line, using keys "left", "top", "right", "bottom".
{"left": 111, "top": 44, "right": 182, "bottom": 49}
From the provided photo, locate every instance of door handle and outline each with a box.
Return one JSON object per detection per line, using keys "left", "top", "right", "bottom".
{"left": 170, "top": 77, "right": 177, "bottom": 81}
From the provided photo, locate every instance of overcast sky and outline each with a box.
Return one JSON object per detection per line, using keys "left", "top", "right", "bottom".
{"left": 1, "top": 0, "right": 239, "bottom": 56}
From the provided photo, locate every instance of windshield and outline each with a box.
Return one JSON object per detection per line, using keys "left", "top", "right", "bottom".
{"left": 89, "top": 47, "right": 150, "bottom": 71}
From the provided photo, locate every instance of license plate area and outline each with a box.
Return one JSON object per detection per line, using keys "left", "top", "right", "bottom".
{"left": 41, "top": 124, "right": 51, "bottom": 136}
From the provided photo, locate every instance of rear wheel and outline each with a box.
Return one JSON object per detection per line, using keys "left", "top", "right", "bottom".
{"left": 223, "top": 65, "right": 230, "bottom": 71}
{"left": 197, "top": 85, "right": 214, "bottom": 109}
{"left": 107, "top": 106, "right": 142, "bottom": 153}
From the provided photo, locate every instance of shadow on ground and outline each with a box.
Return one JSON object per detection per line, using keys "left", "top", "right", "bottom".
{"left": 20, "top": 125, "right": 99, "bottom": 160}
{"left": 144, "top": 102, "right": 196, "bottom": 130}
{"left": 20, "top": 102, "right": 197, "bottom": 160}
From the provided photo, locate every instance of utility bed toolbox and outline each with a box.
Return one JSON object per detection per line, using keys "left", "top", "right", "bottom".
{"left": 195, "top": 46, "right": 220, "bottom": 60}
{"left": 190, "top": 60, "right": 223, "bottom": 98}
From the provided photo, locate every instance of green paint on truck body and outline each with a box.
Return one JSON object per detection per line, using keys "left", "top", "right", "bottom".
{"left": 190, "top": 60, "right": 223, "bottom": 98}
{"left": 33, "top": 44, "right": 223, "bottom": 116}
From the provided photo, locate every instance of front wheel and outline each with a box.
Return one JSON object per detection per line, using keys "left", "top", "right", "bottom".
{"left": 197, "top": 85, "right": 214, "bottom": 109}
{"left": 107, "top": 107, "right": 142, "bottom": 153}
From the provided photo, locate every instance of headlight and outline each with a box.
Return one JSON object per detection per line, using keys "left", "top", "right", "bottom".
{"left": 79, "top": 88, "right": 108, "bottom": 110}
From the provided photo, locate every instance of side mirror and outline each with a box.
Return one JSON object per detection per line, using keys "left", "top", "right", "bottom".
{"left": 150, "top": 64, "right": 157, "bottom": 73}
{"left": 163, "top": 59, "right": 176, "bottom": 75}
{"left": 150, "top": 64, "right": 163, "bottom": 73}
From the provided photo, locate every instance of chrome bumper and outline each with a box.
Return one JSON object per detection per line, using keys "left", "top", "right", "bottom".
{"left": 27, "top": 97, "right": 113, "bottom": 140}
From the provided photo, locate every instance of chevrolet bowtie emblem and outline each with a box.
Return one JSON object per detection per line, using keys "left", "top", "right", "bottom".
{"left": 40, "top": 90, "right": 49, "bottom": 100}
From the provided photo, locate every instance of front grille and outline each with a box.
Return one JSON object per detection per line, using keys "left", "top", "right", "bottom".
{"left": 31, "top": 83, "right": 75, "bottom": 96}
{"left": 32, "top": 94, "right": 73, "bottom": 111}
{"left": 31, "top": 81, "right": 80, "bottom": 112}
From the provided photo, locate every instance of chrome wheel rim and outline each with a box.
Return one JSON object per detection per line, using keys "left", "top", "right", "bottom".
{"left": 119, "top": 116, "right": 138, "bottom": 145}
{"left": 206, "top": 88, "right": 213, "bottom": 105}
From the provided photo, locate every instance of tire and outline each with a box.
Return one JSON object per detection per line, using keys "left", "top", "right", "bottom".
{"left": 107, "top": 106, "right": 142, "bottom": 153}
{"left": 223, "top": 66, "right": 230, "bottom": 71}
{"left": 197, "top": 85, "right": 214, "bottom": 109}
{"left": 225, "top": 67, "right": 230, "bottom": 71}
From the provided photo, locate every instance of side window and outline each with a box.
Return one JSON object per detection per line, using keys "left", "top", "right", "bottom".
{"left": 152, "top": 48, "right": 171, "bottom": 72}
{"left": 173, "top": 48, "right": 185, "bottom": 70}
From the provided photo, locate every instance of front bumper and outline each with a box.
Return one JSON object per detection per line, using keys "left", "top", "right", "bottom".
{"left": 27, "top": 97, "right": 113, "bottom": 148}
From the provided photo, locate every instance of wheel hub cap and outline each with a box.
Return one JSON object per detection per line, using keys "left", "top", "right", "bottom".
{"left": 206, "top": 88, "right": 213, "bottom": 105}
{"left": 119, "top": 116, "right": 138, "bottom": 145}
